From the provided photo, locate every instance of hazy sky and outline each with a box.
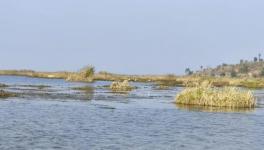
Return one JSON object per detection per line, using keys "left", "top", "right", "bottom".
{"left": 0, "top": 0, "right": 264, "bottom": 74}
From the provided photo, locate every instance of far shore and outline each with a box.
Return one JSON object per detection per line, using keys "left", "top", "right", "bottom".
{"left": 1, "top": 69, "right": 264, "bottom": 89}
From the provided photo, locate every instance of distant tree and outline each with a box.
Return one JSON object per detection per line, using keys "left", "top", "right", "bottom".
{"left": 231, "top": 70, "right": 237, "bottom": 78}
{"left": 185, "top": 68, "right": 193, "bottom": 75}
{"left": 254, "top": 57, "right": 258, "bottom": 62}
{"left": 240, "top": 59, "right": 244, "bottom": 64}
{"left": 260, "top": 59, "right": 264, "bottom": 62}
{"left": 260, "top": 68, "right": 264, "bottom": 77}
{"left": 220, "top": 72, "right": 226, "bottom": 77}
{"left": 80, "top": 65, "right": 95, "bottom": 78}
{"left": 222, "top": 63, "right": 228, "bottom": 67}
{"left": 200, "top": 66, "right": 203, "bottom": 70}
{"left": 259, "top": 53, "right": 262, "bottom": 61}
{"left": 239, "top": 64, "right": 249, "bottom": 73}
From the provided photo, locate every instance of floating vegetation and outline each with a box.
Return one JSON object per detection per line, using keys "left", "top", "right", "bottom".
{"left": 154, "top": 85, "right": 170, "bottom": 90}
{"left": 0, "top": 83, "right": 8, "bottom": 88}
{"left": 110, "top": 80, "right": 134, "bottom": 92}
{"left": 19, "top": 92, "right": 93, "bottom": 101}
{"left": 19, "top": 85, "right": 51, "bottom": 89}
{"left": 176, "top": 82, "right": 255, "bottom": 108}
{"left": 72, "top": 86, "right": 94, "bottom": 92}
{"left": 0, "top": 90, "right": 16, "bottom": 98}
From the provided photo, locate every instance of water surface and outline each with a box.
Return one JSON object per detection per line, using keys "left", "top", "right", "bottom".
{"left": 0, "top": 76, "right": 263, "bottom": 150}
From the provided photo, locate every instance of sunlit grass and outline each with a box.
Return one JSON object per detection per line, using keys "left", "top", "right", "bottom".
{"left": 66, "top": 65, "right": 95, "bottom": 82}
{"left": 110, "top": 80, "right": 134, "bottom": 92}
{"left": 2, "top": 69, "right": 264, "bottom": 89}
{"left": 176, "top": 83, "right": 256, "bottom": 108}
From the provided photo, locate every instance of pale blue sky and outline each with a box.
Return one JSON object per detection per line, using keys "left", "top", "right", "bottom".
{"left": 0, "top": 0, "right": 264, "bottom": 74}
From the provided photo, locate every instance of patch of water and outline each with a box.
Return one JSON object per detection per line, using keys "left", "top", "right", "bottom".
{"left": 0, "top": 76, "right": 263, "bottom": 150}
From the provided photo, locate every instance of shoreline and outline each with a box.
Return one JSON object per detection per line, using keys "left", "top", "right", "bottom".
{"left": 0, "top": 69, "right": 264, "bottom": 89}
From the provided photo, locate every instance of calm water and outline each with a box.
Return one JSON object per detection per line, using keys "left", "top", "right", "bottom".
{"left": 0, "top": 76, "right": 263, "bottom": 150}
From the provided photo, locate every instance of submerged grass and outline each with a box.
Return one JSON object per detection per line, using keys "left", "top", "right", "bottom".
{"left": 20, "top": 85, "right": 51, "bottom": 89}
{"left": 176, "top": 83, "right": 255, "bottom": 108}
{"left": 0, "top": 90, "right": 16, "bottom": 98}
{"left": 0, "top": 83, "right": 8, "bottom": 88}
{"left": 72, "top": 86, "right": 94, "bottom": 92}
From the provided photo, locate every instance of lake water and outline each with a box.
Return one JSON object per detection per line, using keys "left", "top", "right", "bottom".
{"left": 0, "top": 76, "right": 263, "bottom": 150}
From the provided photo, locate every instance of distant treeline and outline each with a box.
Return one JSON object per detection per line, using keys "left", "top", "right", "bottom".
{"left": 186, "top": 53, "right": 264, "bottom": 78}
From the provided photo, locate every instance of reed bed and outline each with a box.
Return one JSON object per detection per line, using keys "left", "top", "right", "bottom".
{"left": 66, "top": 66, "right": 95, "bottom": 82}
{"left": 176, "top": 84, "right": 255, "bottom": 108}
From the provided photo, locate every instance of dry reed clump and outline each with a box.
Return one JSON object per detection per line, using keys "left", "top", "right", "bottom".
{"left": 66, "top": 73, "right": 93, "bottom": 82}
{"left": 176, "top": 82, "right": 255, "bottom": 108}
{"left": 66, "top": 65, "right": 95, "bottom": 82}
{"left": 110, "top": 80, "right": 133, "bottom": 91}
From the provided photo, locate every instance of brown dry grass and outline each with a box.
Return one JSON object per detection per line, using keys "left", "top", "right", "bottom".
{"left": 1, "top": 69, "right": 264, "bottom": 89}
{"left": 110, "top": 80, "right": 134, "bottom": 92}
{"left": 175, "top": 82, "right": 256, "bottom": 108}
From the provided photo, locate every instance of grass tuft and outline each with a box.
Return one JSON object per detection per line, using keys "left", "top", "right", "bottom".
{"left": 66, "top": 65, "right": 95, "bottom": 82}
{"left": 110, "top": 80, "right": 133, "bottom": 92}
{"left": 176, "top": 83, "right": 255, "bottom": 108}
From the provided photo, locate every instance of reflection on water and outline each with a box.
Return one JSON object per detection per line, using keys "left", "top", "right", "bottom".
{"left": 72, "top": 86, "right": 95, "bottom": 100}
{"left": 0, "top": 76, "right": 263, "bottom": 150}
{"left": 176, "top": 104, "right": 255, "bottom": 113}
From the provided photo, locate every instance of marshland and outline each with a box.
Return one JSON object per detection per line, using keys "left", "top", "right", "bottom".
{"left": 2, "top": 0, "right": 264, "bottom": 149}
{"left": 0, "top": 60, "right": 264, "bottom": 149}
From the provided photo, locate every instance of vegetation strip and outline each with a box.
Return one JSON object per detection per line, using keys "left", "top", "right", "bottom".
{"left": 110, "top": 80, "right": 134, "bottom": 92}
